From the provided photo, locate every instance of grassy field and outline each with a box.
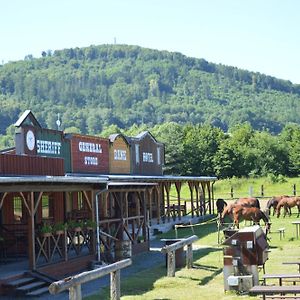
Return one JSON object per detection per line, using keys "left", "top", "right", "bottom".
{"left": 85, "top": 214, "right": 300, "bottom": 300}
{"left": 85, "top": 177, "right": 300, "bottom": 300}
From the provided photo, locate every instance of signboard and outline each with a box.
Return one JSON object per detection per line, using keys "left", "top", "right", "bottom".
{"left": 68, "top": 134, "right": 109, "bottom": 174}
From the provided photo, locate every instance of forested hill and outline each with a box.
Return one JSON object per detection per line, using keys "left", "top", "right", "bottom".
{"left": 0, "top": 44, "right": 300, "bottom": 139}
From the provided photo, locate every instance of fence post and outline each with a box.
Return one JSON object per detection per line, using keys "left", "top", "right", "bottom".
{"left": 293, "top": 184, "right": 296, "bottom": 196}
{"left": 111, "top": 269, "right": 121, "bottom": 300}
{"left": 230, "top": 187, "right": 233, "bottom": 198}
{"left": 167, "top": 251, "right": 176, "bottom": 277}
{"left": 186, "top": 244, "right": 193, "bottom": 268}
{"left": 69, "top": 285, "right": 81, "bottom": 300}
{"left": 249, "top": 186, "right": 253, "bottom": 197}
{"left": 261, "top": 185, "right": 264, "bottom": 197}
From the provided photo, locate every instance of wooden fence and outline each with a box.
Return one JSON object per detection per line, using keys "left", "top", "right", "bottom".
{"left": 48, "top": 258, "right": 132, "bottom": 300}
{"left": 227, "top": 184, "right": 297, "bottom": 199}
{"left": 160, "top": 235, "right": 198, "bottom": 277}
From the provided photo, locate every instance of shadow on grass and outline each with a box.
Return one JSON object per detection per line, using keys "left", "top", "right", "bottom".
{"left": 85, "top": 264, "right": 167, "bottom": 300}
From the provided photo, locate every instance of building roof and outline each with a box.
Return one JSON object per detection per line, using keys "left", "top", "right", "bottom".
{"left": 14, "top": 110, "right": 41, "bottom": 128}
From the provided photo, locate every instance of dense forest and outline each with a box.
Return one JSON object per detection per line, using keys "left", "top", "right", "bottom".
{"left": 0, "top": 44, "right": 299, "bottom": 178}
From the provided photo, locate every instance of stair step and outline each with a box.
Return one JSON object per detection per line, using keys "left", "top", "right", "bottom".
{"left": 3, "top": 276, "right": 35, "bottom": 287}
{"left": 17, "top": 280, "right": 46, "bottom": 292}
{"left": 27, "top": 286, "right": 50, "bottom": 296}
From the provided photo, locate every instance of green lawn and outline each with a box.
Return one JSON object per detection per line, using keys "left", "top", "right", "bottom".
{"left": 85, "top": 212, "right": 300, "bottom": 300}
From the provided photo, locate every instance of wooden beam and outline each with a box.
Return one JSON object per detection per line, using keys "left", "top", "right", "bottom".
{"left": 83, "top": 191, "right": 92, "bottom": 211}
{"left": 0, "top": 184, "right": 101, "bottom": 193}
{"left": 19, "top": 192, "right": 31, "bottom": 217}
{"left": 188, "top": 182, "right": 195, "bottom": 218}
{"left": 29, "top": 192, "right": 36, "bottom": 270}
{"left": 175, "top": 182, "right": 182, "bottom": 220}
{"left": 195, "top": 183, "right": 200, "bottom": 217}
{"left": 0, "top": 192, "right": 8, "bottom": 210}
{"left": 34, "top": 192, "right": 44, "bottom": 215}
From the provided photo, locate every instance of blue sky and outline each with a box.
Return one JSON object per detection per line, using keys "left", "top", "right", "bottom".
{"left": 1, "top": 0, "right": 300, "bottom": 83}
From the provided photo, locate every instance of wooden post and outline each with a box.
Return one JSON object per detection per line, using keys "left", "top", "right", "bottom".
{"left": 261, "top": 185, "right": 264, "bottom": 197}
{"left": 49, "top": 258, "right": 131, "bottom": 298}
{"left": 29, "top": 192, "right": 36, "bottom": 270}
{"left": 175, "top": 182, "right": 182, "bottom": 220}
{"left": 69, "top": 285, "right": 81, "bottom": 300}
{"left": 165, "top": 182, "right": 171, "bottom": 222}
{"left": 231, "top": 187, "right": 234, "bottom": 198}
{"left": 195, "top": 183, "right": 200, "bottom": 217}
{"left": 111, "top": 269, "right": 121, "bottom": 300}
{"left": 188, "top": 182, "right": 194, "bottom": 218}
{"left": 293, "top": 184, "right": 296, "bottom": 196}
{"left": 186, "top": 244, "right": 193, "bottom": 268}
{"left": 167, "top": 251, "right": 176, "bottom": 277}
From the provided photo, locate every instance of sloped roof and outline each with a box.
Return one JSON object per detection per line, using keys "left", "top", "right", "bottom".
{"left": 14, "top": 110, "right": 41, "bottom": 128}
{"left": 109, "top": 133, "right": 130, "bottom": 144}
{"left": 135, "top": 131, "right": 157, "bottom": 142}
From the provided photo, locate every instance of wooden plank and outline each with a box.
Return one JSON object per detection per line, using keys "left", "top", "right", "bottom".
{"left": 161, "top": 235, "right": 198, "bottom": 253}
{"left": 186, "top": 244, "right": 193, "bottom": 269}
{"left": 167, "top": 250, "right": 176, "bottom": 277}
{"left": 49, "top": 259, "right": 132, "bottom": 295}
{"left": 111, "top": 269, "right": 120, "bottom": 300}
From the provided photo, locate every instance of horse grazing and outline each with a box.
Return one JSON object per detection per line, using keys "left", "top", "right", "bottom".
{"left": 232, "top": 205, "right": 271, "bottom": 234}
{"left": 216, "top": 198, "right": 227, "bottom": 216}
{"left": 266, "top": 195, "right": 289, "bottom": 216}
{"left": 220, "top": 197, "right": 260, "bottom": 225}
{"left": 276, "top": 196, "right": 300, "bottom": 218}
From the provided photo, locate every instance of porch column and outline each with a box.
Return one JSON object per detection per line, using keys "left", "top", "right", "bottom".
{"left": 201, "top": 182, "right": 206, "bottom": 215}
{"left": 164, "top": 182, "right": 171, "bottom": 222}
{"left": 188, "top": 182, "right": 195, "bottom": 218}
{"left": 195, "top": 183, "right": 200, "bottom": 217}
{"left": 175, "top": 182, "right": 182, "bottom": 220}
{"left": 28, "top": 192, "right": 36, "bottom": 270}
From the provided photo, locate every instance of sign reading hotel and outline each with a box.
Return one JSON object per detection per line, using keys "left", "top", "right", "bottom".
{"left": 143, "top": 152, "right": 154, "bottom": 163}
{"left": 68, "top": 134, "right": 109, "bottom": 174}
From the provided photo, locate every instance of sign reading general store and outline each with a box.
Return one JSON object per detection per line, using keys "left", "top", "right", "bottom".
{"left": 66, "top": 134, "right": 109, "bottom": 174}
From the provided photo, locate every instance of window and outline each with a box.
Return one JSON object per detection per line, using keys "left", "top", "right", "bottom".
{"left": 13, "top": 196, "right": 22, "bottom": 223}
{"left": 135, "top": 144, "right": 140, "bottom": 164}
{"left": 157, "top": 147, "right": 161, "bottom": 165}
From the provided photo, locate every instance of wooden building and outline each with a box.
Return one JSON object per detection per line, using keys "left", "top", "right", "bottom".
{"left": 66, "top": 133, "right": 109, "bottom": 174}
{"left": 129, "top": 131, "right": 164, "bottom": 176}
{"left": 0, "top": 110, "right": 217, "bottom": 297}
{"left": 109, "top": 133, "right": 131, "bottom": 174}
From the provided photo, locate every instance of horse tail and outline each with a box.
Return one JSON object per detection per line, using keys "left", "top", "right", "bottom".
{"left": 255, "top": 198, "right": 260, "bottom": 209}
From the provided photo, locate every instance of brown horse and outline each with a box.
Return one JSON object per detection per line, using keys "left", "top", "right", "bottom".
{"left": 235, "top": 197, "right": 260, "bottom": 209}
{"left": 276, "top": 196, "right": 300, "bottom": 218}
{"left": 266, "top": 195, "right": 289, "bottom": 216}
{"left": 232, "top": 205, "right": 271, "bottom": 233}
{"left": 220, "top": 197, "right": 260, "bottom": 225}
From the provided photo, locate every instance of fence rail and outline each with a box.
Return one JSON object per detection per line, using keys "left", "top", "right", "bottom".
{"left": 49, "top": 258, "right": 132, "bottom": 300}
{"left": 161, "top": 235, "right": 198, "bottom": 277}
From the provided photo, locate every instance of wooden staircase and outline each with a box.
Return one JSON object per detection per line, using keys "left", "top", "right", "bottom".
{"left": 1, "top": 271, "right": 55, "bottom": 297}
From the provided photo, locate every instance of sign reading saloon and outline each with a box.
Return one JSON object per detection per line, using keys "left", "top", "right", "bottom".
{"left": 68, "top": 134, "right": 109, "bottom": 174}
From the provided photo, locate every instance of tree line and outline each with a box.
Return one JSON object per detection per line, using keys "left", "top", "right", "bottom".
{"left": 103, "top": 122, "right": 300, "bottom": 179}
{"left": 0, "top": 44, "right": 300, "bottom": 139}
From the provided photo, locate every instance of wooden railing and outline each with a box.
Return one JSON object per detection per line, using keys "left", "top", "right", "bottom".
{"left": 161, "top": 235, "right": 198, "bottom": 277}
{"left": 35, "top": 228, "right": 94, "bottom": 266}
{"left": 49, "top": 258, "right": 132, "bottom": 300}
